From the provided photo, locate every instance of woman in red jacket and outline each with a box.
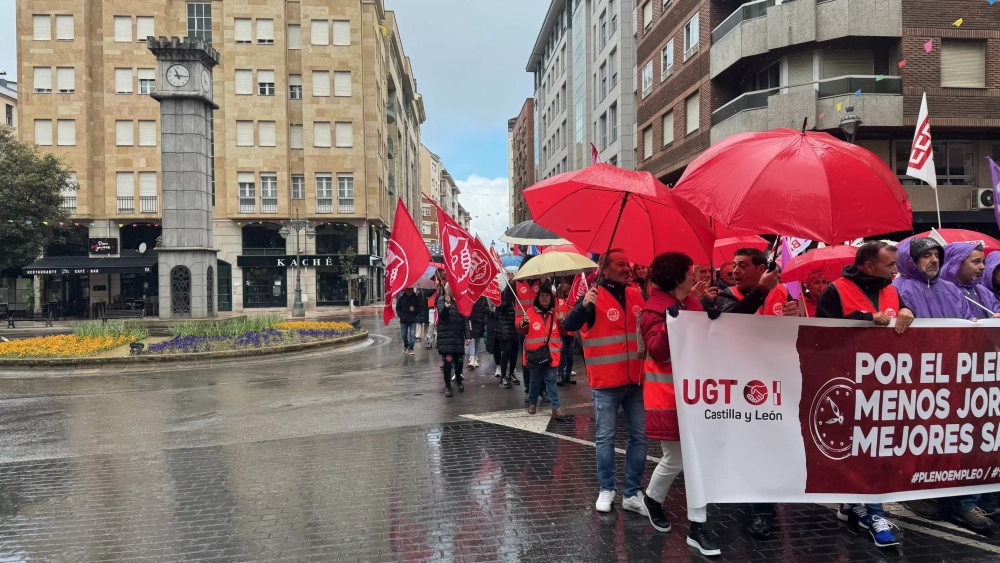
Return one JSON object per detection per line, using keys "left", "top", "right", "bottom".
{"left": 638, "top": 252, "right": 720, "bottom": 557}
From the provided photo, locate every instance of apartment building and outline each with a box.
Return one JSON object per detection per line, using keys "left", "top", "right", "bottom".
{"left": 635, "top": 0, "right": 1000, "bottom": 233}
{"left": 419, "top": 144, "right": 442, "bottom": 243}
{"left": 16, "top": 0, "right": 425, "bottom": 315}
{"left": 0, "top": 76, "right": 15, "bottom": 131}
{"left": 526, "top": 0, "right": 637, "bottom": 183}
{"left": 508, "top": 99, "right": 535, "bottom": 224}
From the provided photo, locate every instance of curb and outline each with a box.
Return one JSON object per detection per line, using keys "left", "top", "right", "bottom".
{"left": 0, "top": 331, "right": 368, "bottom": 368}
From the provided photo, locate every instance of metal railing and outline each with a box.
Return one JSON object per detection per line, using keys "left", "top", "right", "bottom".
{"left": 386, "top": 99, "right": 396, "bottom": 124}
{"left": 60, "top": 197, "right": 76, "bottom": 214}
{"left": 317, "top": 197, "right": 333, "bottom": 213}
{"left": 261, "top": 197, "right": 278, "bottom": 213}
{"left": 238, "top": 198, "right": 255, "bottom": 213}
{"left": 117, "top": 196, "right": 134, "bottom": 214}
{"left": 711, "top": 88, "right": 779, "bottom": 125}
{"left": 712, "top": 0, "right": 797, "bottom": 44}
{"left": 817, "top": 75, "right": 901, "bottom": 98}
{"left": 338, "top": 198, "right": 355, "bottom": 214}
{"left": 140, "top": 195, "right": 157, "bottom": 213}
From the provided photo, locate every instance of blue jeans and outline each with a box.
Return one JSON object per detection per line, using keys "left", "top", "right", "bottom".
{"left": 843, "top": 503, "right": 885, "bottom": 517}
{"left": 593, "top": 385, "right": 648, "bottom": 498}
{"left": 528, "top": 366, "right": 559, "bottom": 408}
{"left": 953, "top": 494, "right": 981, "bottom": 512}
{"left": 400, "top": 322, "right": 416, "bottom": 351}
{"left": 558, "top": 335, "right": 575, "bottom": 376}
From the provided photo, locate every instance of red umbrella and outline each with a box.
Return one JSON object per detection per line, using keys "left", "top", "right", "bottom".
{"left": 913, "top": 229, "right": 1000, "bottom": 255}
{"left": 714, "top": 236, "right": 769, "bottom": 266}
{"left": 782, "top": 245, "right": 858, "bottom": 284}
{"left": 672, "top": 128, "right": 912, "bottom": 243}
{"left": 525, "top": 164, "right": 716, "bottom": 266}
{"left": 543, "top": 243, "right": 589, "bottom": 255}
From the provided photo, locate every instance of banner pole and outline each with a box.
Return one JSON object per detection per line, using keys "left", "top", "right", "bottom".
{"left": 934, "top": 186, "right": 943, "bottom": 230}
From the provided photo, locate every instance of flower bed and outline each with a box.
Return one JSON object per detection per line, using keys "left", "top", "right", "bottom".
{"left": 0, "top": 334, "right": 138, "bottom": 358}
{"left": 145, "top": 322, "right": 357, "bottom": 355}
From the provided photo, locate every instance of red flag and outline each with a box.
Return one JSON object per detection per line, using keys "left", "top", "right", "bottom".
{"left": 566, "top": 273, "right": 590, "bottom": 308}
{"left": 383, "top": 198, "right": 432, "bottom": 326}
{"left": 512, "top": 245, "right": 521, "bottom": 256}
{"left": 482, "top": 240, "right": 504, "bottom": 305}
{"left": 591, "top": 142, "right": 603, "bottom": 165}
{"left": 436, "top": 203, "right": 479, "bottom": 315}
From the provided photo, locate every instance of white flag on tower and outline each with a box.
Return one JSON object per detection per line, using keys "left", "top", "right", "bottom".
{"left": 906, "top": 93, "right": 936, "bottom": 190}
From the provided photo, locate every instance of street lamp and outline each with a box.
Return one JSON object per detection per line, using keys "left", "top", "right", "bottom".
{"left": 278, "top": 209, "right": 316, "bottom": 318}
{"left": 840, "top": 107, "right": 862, "bottom": 144}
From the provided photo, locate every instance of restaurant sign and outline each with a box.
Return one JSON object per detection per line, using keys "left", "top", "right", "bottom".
{"left": 89, "top": 238, "right": 119, "bottom": 254}
{"left": 236, "top": 254, "right": 373, "bottom": 268}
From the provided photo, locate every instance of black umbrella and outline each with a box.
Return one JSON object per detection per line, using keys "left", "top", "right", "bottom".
{"left": 426, "top": 241, "right": 444, "bottom": 263}
{"left": 499, "top": 220, "right": 570, "bottom": 246}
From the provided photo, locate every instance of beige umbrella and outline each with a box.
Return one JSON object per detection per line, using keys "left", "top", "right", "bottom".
{"left": 513, "top": 251, "right": 598, "bottom": 281}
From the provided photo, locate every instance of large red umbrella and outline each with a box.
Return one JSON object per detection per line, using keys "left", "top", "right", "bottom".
{"left": 543, "top": 243, "right": 589, "bottom": 255}
{"left": 913, "top": 228, "right": 1000, "bottom": 255}
{"left": 782, "top": 245, "right": 858, "bottom": 284}
{"left": 672, "top": 128, "right": 912, "bottom": 243}
{"left": 714, "top": 236, "right": 769, "bottom": 266}
{"left": 525, "top": 164, "right": 716, "bottom": 266}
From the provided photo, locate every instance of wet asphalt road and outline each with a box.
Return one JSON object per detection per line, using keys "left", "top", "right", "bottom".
{"left": 2, "top": 319, "right": 1000, "bottom": 561}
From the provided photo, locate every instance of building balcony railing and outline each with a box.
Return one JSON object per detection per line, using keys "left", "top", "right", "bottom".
{"left": 261, "top": 197, "right": 278, "bottom": 213}
{"left": 712, "top": 0, "right": 772, "bottom": 44}
{"left": 387, "top": 99, "right": 396, "bottom": 124}
{"left": 711, "top": 88, "right": 780, "bottom": 126}
{"left": 317, "top": 197, "right": 333, "bottom": 213}
{"left": 60, "top": 197, "right": 77, "bottom": 214}
{"left": 238, "top": 198, "right": 255, "bottom": 213}
{"left": 117, "top": 196, "right": 134, "bottom": 214}
{"left": 339, "top": 198, "right": 355, "bottom": 214}
{"left": 140, "top": 195, "right": 158, "bottom": 213}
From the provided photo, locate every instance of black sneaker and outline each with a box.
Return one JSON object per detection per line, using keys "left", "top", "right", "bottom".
{"left": 556, "top": 378, "right": 565, "bottom": 387}
{"left": 952, "top": 507, "right": 995, "bottom": 532}
{"left": 541, "top": 391, "right": 550, "bottom": 403}
{"left": 524, "top": 393, "right": 530, "bottom": 403}
{"left": 904, "top": 499, "right": 942, "bottom": 520}
{"left": 643, "top": 494, "right": 671, "bottom": 532}
{"left": 457, "top": 379, "right": 465, "bottom": 392}
{"left": 748, "top": 513, "right": 774, "bottom": 539}
{"left": 510, "top": 377, "right": 520, "bottom": 386}
{"left": 444, "top": 386, "right": 454, "bottom": 398}
{"left": 687, "top": 522, "right": 721, "bottom": 556}
{"left": 568, "top": 376, "right": 577, "bottom": 385}
{"left": 501, "top": 377, "right": 512, "bottom": 389}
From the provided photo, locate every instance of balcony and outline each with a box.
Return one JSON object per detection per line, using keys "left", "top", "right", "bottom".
{"left": 238, "top": 198, "right": 255, "bottom": 213}
{"left": 60, "top": 197, "right": 77, "bottom": 214}
{"left": 117, "top": 196, "right": 134, "bottom": 214}
{"left": 317, "top": 197, "right": 333, "bottom": 213}
{"left": 387, "top": 99, "right": 396, "bottom": 124}
{"left": 388, "top": 173, "right": 395, "bottom": 195}
{"left": 387, "top": 137, "right": 395, "bottom": 159}
{"left": 710, "top": 0, "right": 901, "bottom": 78}
{"left": 710, "top": 75, "right": 902, "bottom": 144}
{"left": 140, "top": 195, "right": 158, "bottom": 213}
{"left": 338, "top": 198, "right": 354, "bottom": 214}
{"left": 261, "top": 197, "right": 278, "bottom": 213}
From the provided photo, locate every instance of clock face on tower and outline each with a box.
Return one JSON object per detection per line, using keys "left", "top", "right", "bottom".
{"left": 166, "top": 64, "right": 191, "bottom": 87}
{"left": 202, "top": 70, "right": 211, "bottom": 93}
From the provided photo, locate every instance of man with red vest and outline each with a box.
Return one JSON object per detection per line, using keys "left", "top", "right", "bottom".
{"left": 515, "top": 278, "right": 540, "bottom": 400}
{"left": 563, "top": 249, "right": 648, "bottom": 516}
{"left": 715, "top": 248, "right": 782, "bottom": 314}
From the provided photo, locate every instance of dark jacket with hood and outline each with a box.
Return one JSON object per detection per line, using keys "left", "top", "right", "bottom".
{"left": 816, "top": 265, "right": 910, "bottom": 320}
{"left": 436, "top": 294, "right": 470, "bottom": 355}
{"left": 495, "top": 287, "right": 520, "bottom": 342}
{"left": 394, "top": 291, "right": 422, "bottom": 324}
{"left": 469, "top": 297, "right": 489, "bottom": 336}
{"left": 942, "top": 242, "right": 1000, "bottom": 319}
{"left": 892, "top": 238, "right": 971, "bottom": 319}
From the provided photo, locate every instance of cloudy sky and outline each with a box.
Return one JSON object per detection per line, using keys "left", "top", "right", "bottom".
{"left": 0, "top": 0, "right": 548, "bottom": 247}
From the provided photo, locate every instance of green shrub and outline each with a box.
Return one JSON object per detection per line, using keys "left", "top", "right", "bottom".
{"left": 168, "top": 314, "right": 283, "bottom": 337}
{"left": 72, "top": 320, "right": 149, "bottom": 340}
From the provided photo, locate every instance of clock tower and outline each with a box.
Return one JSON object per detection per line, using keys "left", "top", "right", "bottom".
{"left": 147, "top": 36, "right": 220, "bottom": 318}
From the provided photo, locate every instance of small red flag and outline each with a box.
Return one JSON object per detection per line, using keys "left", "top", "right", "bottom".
{"left": 383, "top": 198, "right": 432, "bottom": 326}
{"left": 566, "top": 273, "right": 589, "bottom": 308}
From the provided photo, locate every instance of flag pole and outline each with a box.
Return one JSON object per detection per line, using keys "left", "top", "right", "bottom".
{"left": 934, "top": 187, "right": 943, "bottom": 229}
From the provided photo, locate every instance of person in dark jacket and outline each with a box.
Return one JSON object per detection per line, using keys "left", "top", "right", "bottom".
{"left": 485, "top": 297, "right": 501, "bottom": 377}
{"left": 714, "top": 248, "right": 782, "bottom": 315}
{"left": 467, "top": 297, "right": 489, "bottom": 369}
{"left": 394, "top": 288, "right": 422, "bottom": 354}
{"left": 436, "top": 285, "right": 470, "bottom": 397}
{"left": 415, "top": 288, "right": 431, "bottom": 343}
{"left": 496, "top": 276, "right": 522, "bottom": 388}
{"left": 816, "top": 241, "right": 915, "bottom": 326}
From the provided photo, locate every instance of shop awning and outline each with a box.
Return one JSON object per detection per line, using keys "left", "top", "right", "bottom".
{"left": 23, "top": 255, "right": 158, "bottom": 276}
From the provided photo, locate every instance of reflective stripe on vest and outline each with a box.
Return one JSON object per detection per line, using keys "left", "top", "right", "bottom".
{"left": 524, "top": 307, "right": 562, "bottom": 366}
{"left": 643, "top": 358, "right": 676, "bottom": 410}
{"left": 581, "top": 286, "right": 645, "bottom": 388}
{"left": 832, "top": 278, "right": 899, "bottom": 317}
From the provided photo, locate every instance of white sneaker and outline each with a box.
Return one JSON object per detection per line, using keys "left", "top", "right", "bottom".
{"left": 495, "top": 367, "right": 502, "bottom": 377}
{"left": 595, "top": 490, "right": 616, "bottom": 513}
{"left": 473, "top": 357, "right": 481, "bottom": 367}
{"left": 622, "top": 493, "right": 649, "bottom": 516}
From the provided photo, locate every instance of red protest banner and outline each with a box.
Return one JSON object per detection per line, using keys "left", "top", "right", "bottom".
{"left": 383, "top": 198, "right": 431, "bottom": 326}
{"left": 437, "top": 204, "right": 478, "bottom": 316}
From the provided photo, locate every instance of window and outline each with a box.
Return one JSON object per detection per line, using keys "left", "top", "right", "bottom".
{"left": 291, "top": 175, "right": 305, "bottom": 199}
{"left": 641, "top": 61, "right": 653, "bottom": 98}
{"left": 260, "top": 175, "right": 277, "bottom": 212}
{"left": 312, "top": 70, "right": 330, "bottom": 97}
{"left": 4, "top": 104, "right": 12, "bottom": 127}
{"left": 663, "top": 111, "right": 674, "bottom": 146}
{"left": 258, "top": 121, "right": 276, "bottom": 147}
{"left": 238, "top": 172, "right": 255, "bottom": 213}
{"left": 257, "top": 69, "right": 275, "bottom": 96}
{"left": 34, "top": 120, "right": 53, "bottom": 146}
{"left": 941, "top": 40, "right": 986, "bottom": 88}
{"left": 313, "top": 122, "right": 331, "bottom": 147}
{"left": 57, "top": 120, "right": 75, "bottom": 146}
{"left": 599, "top": 10, "right": 607, "bottom": 49}
{"left": 56, "top": 15, "right": 74, "bottom": 41}
{"left": 756, "top": 63, "right": 780, "bottom": 90}
{"left": 116, "top": 120, "right": 134, "bottom": 146}
{"left": 61, "top": 173, "right": 77, "bottom": 212}
{"left": 333, "top": 20, "right": 350, "bottom": 45}
{"left": 256, "top": 19, "right": 274, "bottom": 44}
{"left": 33, "top": 15, "right": 51, "bottom": 41}
{"left": 33, "top": 67, "right": 52, "bottom": 93}
{"left": 609, "top": 48, "right": 618, "bottom": 87}
{"left": 117, "top": 172, "right": 135, "bottom": 212}
{"left": 642, "top": 2, "right": 652, "bottom": 31}
{"left": 610, "top": 103, "right": 618, "bottom": 142}
{"left": 600, "top": 62, "right": 608, "bottom": 99}
{"left": 287, "top": 25, "right": 302, "bottom": 49}
{"left": 422, "top": 206, "right": 431, "bottom": 217}
{"left": 893, "top": 140, "right": 976, "bottom": 186}
{"left": 234, "top": 18, "right": 251, "bottom": 43}
{"left": 686, "top": 92, "right": 700, "bottom": 134}
{"left": 138, "top": 68, "right": 155, "bottom": 94}
{"left": 136, "top": 16, "right": 154, "bottom": 42}
{"left": 289, "top": 75, "right": 302, "bottom": 99}
{"left": 316, "top": 174, "right": 333, "bottom": 212}
{"left": 139, "top": 172, "right": 157, "bottom": 212}
{"left": 643, "top": 126, "right": 652, "bottom": 159}
{"left": 338, "top": 173, "right": 355, "bottom": 213}
{"left": 311, "top": 20, "right": 329, "bottom": 45}
{"left": 114, "top": 16, "right": 132, "bottom": 42}
{"left": 289, "top": 124, "right": 304, "bottom": 149}
{"left": 684, "top": 13, "right": 699, "bottom": 61}
{"left": 236, "top": 120, "right": 254, "bottom": 146}
{"left": 334, "top": 71, "right": 351, "bottom": 97}
{"left": 821, "top": 49, "right": 873, "bottom": 78}
{"left": 600, "top": 113, "right": 608, "bottom": 150}
{"left": 115, "top": 68, "right": 133, "bottom": 94}
{"left": 187, "top": 3, "right": 212, "bottom": 44}
{"left": 139, "top": 120, "right": 156, "bottom": 146}
{"left": 335, "top": 122, "right": 353, "bottom": 148}
{"left": 661, "top": 40, "right": 674, "bottom": 80}
{"left": 422, "top": 222, "right": 431, "bottom": 235}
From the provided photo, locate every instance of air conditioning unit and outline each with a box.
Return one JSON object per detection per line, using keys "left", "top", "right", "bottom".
{"left": 972, "top": 188, "right": 995, "bottom": 210}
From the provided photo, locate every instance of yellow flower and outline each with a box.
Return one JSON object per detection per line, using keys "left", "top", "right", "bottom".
{"left": 0, "top": 334, "right": 137, "bottom": 358}
{"left": 275, "top": 321, "right": 354, "bottom": 331}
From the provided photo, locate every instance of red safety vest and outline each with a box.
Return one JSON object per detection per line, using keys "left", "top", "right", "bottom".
{"left": 515, "top": 280, "right": 539, "bottom": 324}
{"left": 556, "top": 297, "right": 575, "bottom": 336}
{"left": 832, "top": 278, "right": 899, "bottom": 317}
{"left": 729, "top": 286, "right": 763, "bottom": 315}
{"left": 762, "top": 284, "right": 818, "bottom": 317}
{"left": 523, "top": 308, "right": 562, "bottom": 367}
{"left": 581, "top": 286, "right": 645, "bottom": 389}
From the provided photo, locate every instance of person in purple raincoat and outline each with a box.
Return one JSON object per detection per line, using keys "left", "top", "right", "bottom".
{"left": 892, "top": 238, "right": 973, "bottom": 320}
{"left": 941, "top": 242, "right": 1000, "bottom": 320}
{"left": 979, "top": 251, "right": 1000, "bottom": 303}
